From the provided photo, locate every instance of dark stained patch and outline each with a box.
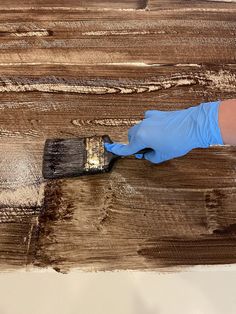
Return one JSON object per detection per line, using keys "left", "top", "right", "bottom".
{"left": 137, "top": 235, "right": 236, "bottom": 266}
{"left": 205, "top": 189, "right": 226, "bottom": 210}
{"left": 40, "top": 180, "right": 71, "bottom": 223}
{"left": 30, "top": 157, "right": 236, "bottom": 272}
{"left": 148, "top": 0, "right": 236, "bottom": 10}
{"left": 213, "top": 223, "right": 236, "bottom": 236}
{"left": 33, "top": 180, "right": 74, "bottom": 272}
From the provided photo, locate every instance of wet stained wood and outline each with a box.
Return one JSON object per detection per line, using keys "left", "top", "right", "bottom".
{"left": 34, "top": 149, "right": 236, "bottom": 272}
{"left": 0, "top": 1, "right": 236, "bottom": 271}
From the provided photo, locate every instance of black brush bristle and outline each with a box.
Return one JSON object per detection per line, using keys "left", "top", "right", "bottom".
{"left": 42, "top": 135, "right": 119, "bottom": 179}
{"left": 43, "top": 138, "right": 86, "bottom": 179}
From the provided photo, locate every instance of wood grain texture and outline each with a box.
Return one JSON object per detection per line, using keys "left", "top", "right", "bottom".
{"left": 0, "top": 6, "right": 234, "bottom": 65}
{"left": 0, "top": 0, "right": 148, "bottom": 10}
{"left": 0, "top": 1, "right": 236, "bottom": 271}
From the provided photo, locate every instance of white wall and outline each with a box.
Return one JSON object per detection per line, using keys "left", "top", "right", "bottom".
{"left": 0, "top": 267, "right": 236, "bottom": 314}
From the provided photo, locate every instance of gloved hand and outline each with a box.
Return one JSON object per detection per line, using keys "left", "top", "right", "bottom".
{"left": 104, "top": 101, "right": 223, "bottom": 164}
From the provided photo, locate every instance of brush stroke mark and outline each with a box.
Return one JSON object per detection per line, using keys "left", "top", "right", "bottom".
{"left": 137, "top": 235, "right": 236, "bottom": 267}
{"left": 31, "top": 149, "right": 236, "bottom": 272}
{"left": 213, "top": 223, "right": 236, "bottom": 235}
{"left": 204, "top": 189, "right": 227, "bottom": 233}
{"left": 34, "top": 180, "right": 80, "bottom": 272}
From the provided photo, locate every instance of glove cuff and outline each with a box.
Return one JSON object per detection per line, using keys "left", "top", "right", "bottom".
{"left": 196, "top": 100, "right": 224, "bottom": 147}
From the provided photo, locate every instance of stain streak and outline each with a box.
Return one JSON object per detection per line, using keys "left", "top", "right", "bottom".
{"left": 32, "top": 153, "right": 236, "bottom": 272}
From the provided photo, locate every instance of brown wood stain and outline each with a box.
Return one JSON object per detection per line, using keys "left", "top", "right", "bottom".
{"left": 0, "top": 0, "right": 236, "bottom": 272}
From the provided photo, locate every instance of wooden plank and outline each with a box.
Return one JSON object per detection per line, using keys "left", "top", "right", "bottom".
{"left": 0, "top": 0, "right": 147, "bottom": 10}
{"left": 0, "top": 9, "right": 234, "bottom": 64}
{"left": 0, "top": 64, "right": 235, "bottom": 189}
{"left": 0, "top": 64, "right": 235, "bottom": 141}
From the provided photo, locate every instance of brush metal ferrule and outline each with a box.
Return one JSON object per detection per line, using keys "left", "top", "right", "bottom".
{"left": 84, "top": 136, "right": 105, "bottom": 171}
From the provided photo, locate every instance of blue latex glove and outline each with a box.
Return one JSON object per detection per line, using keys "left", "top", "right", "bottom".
{"left": 104, "top": 101, "right": 223, "bottom": 164}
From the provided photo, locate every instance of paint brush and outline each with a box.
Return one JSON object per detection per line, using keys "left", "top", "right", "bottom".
{"left": 42, "top": 135, "right": 152, "bottom": 179}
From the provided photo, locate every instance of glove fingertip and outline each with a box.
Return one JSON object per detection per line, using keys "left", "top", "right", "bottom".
{"left": 104, "top": 142, "right": 114, "bottom": 152}
{"left": 105, "top": 143, "right": 133, "bottom": 156}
